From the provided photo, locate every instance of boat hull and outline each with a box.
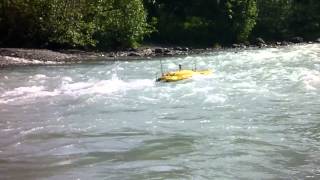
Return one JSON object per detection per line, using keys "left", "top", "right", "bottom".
{"left": 157, "top": 70, "right": 212, "bottom": 82}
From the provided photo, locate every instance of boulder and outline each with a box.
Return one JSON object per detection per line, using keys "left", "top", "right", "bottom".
{"left": 164, "top": 51, "right": 174, "bottom": 56}
{"left": 163, "top": 48, "right": 170, "bottom": 53}
{"left": 108, "top": 53, "right": 116, "bottom": 57}
{"left": 181, "top": 47, "right": 189, "bottom": 51}
{"left": 259, "top": 43, "right": 268, "bottom": 48}
{"left": 315, "top": 38, "right": 320, "bottom": 43}
{"left": 127, "top": 47, "right": 138, "bottom": 52}
{"left": 118, "top": 52, "right": 128, "bottom": 57}
{"left": 232, "top": 43, "right": 247, "bottom": 48}
{"left": 253, "top": 37, "right": 267, "bottom": 47}
{"left": 290, "top": 36, "right": 304, "bottom": 43}
{"left": 239, "top": 43, "right": 247, "bottom": 48}
{"left": 143, "top": 48, "right": 153, "bottom": 56}
{"left": 128, "top": 52, "right": 141, "bottom": 57}
{"left": 155, "top": 48, "right": 164, "bottom": 54}
{"left": 232, "top": 44, "right": 241, "bottom": 48}
{"left": 281, "top": 41, "right": 290, "bottom": 46}
{"left": 255, "top": 37, "right": 266, "bottom": 45}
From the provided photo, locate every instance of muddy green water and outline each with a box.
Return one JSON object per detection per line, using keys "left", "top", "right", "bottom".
{"left": 1, "top": 44, "right": 320, "bottom": 179}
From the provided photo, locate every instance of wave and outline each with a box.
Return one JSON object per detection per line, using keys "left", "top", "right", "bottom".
{"left": 0, "top": 86, "right": 60, "bottom": 104}
{"left": 300, "top": 69, "right": 320, "bottom": 90}
{"left": 0, "top": 74, "right": 155, "bottom": 104}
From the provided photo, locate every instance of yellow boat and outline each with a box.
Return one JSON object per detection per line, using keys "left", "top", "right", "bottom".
{"left": 157, "top": 69, "right": 212, "bottom": 82}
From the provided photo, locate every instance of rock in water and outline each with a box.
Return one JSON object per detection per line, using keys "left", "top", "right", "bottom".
{"left": 155, "top": 48, "right": 164, "bottom": 54}
{"left": 128, "top": 52, "right": 141, "bottom": 57}
{"left": 232, "top": 44, "right": 240, "bottom": 48}
{"left": 143, "top": 48, "right": 153, "bottom": 56}
{"left": 255, "top": 37, "right": 266, "bottom": 44}
{"left": 290, "top": 37, "right": 304, "bottom": 43}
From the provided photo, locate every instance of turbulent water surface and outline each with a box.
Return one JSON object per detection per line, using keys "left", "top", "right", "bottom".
{"left": 1, "top": 44, "right": 320, "bottom": 179}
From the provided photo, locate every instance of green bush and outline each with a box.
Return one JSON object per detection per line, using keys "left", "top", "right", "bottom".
{"left": 1, "top": 0, "right": 319, "bottom": 48}
{"left": 0, "top": 0, "right": 150, "bottom": 49}
{"left": 289, "top": 0, "right": 320, "bottom": 40}
{"left": 253, "top": 0, "right": 292, "bottom": 40}
{"left": 94, "top": 0, "right": 151, "bottom": 48}
{"left": 144, "top": 0, "right": 258, "bottom": 45}
{"left": 226, "top": 0, "right": 258, "bottom": 42}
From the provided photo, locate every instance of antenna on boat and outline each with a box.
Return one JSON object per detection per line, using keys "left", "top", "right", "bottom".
{"left": 160, "top": 59, "right": 164, "bottom": 76}
{"left": 193, "top": 59, "right": 197, "bottom": 71}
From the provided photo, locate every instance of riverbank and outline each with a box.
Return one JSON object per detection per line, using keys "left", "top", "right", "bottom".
{"left": 1, "top": 40, "right": 319, "bottom": 68}
{"left": 0, "top": 46, "right": 196, "bottom": 68}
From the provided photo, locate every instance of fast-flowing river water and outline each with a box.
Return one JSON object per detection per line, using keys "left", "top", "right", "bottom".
{"left": 1, "top": 44, "right": 320, "bottom": 179}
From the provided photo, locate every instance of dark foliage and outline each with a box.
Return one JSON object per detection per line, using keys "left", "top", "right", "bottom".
{"left": 0, "top": 0, "right": 319, "bottom": 48}
{"left": 0, "top": 0, "right": 150, "bottom": 49}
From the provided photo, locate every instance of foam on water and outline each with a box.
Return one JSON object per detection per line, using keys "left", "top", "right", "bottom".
{"left": 60, "top": 74, "right": 155, "bottom": 96}
{"left": 0, "top": 86, "right": 60, "bottom": 104}
{"left": 0, "top": 73, "right": 155, "bottom": 104}
{"left": 300, "top": 69, "right": 320, "bottom": 90}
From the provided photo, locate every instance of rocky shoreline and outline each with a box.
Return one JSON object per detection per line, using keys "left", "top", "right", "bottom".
{"left": 0, "top": 46, "right": 201, "bottom": 68}
{"left": 0, "top": 47, "right": 195, "bottom": 68}
{"left": 1, "top": 37, "right": 319, "bottom": 68}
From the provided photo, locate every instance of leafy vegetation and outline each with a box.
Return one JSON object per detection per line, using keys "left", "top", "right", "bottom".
{"left": 289, "top": 0, "right": 320, "bottom": 40}
{"left": 0, "top": 0, "right": 149, "bottom": 49}
{"left": 0, "top": 0, "right": 319, "bottom": 48}
{"left": 253, "top": 0, "right": 320, "bottom": 41}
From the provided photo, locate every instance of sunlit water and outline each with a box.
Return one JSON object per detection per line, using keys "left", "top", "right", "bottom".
{"left": 1, "top": 44, "right": 320, "bottom": 179}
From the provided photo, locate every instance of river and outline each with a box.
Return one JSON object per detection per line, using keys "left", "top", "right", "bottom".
{"left": 0, "top": 44, "right": 320, "bottom": 179}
